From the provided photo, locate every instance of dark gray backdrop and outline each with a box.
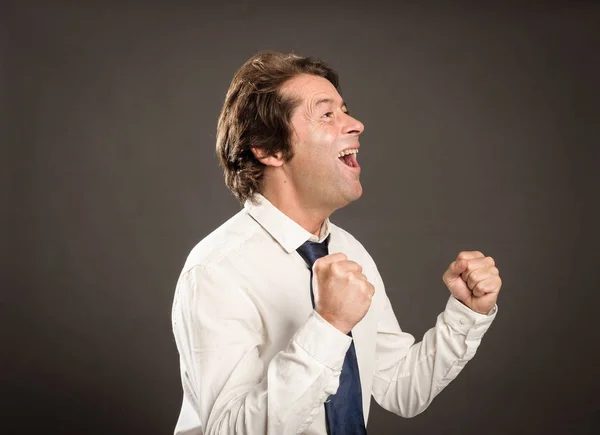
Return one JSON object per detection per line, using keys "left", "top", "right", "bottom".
{"left": 4, "top": 1, "right": 600, "bottom": 434}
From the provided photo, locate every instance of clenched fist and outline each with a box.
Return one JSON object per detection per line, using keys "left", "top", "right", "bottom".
{"left": 442, "top": 251, "right": 502, "bottom": 315}
{"left": 313, "top": 253, "right": 375, "bottom": 334}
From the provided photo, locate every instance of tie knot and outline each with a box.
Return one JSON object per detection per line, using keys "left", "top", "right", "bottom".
{"left": 296, "top": 236, "right": 330, "bottom": 268}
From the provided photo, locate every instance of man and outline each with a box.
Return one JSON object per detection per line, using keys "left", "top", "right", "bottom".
{"left": 172, "top": 51, "right": 502, "bottom": 435}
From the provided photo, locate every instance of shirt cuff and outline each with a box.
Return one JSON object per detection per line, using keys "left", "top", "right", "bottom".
{"left": 292, "top": 310, "right": 352, "bottom": 371}
{"left": 443, "top": 296, "right": 498, "bottom": 338}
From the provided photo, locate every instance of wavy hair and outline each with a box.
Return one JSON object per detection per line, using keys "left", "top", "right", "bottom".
{"left": 216, "top": 51, "right": 340, "bottom": 203}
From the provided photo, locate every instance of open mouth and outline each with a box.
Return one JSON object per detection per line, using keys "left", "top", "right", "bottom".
{"left": 337, "top": 148, "right": 359, "bottom": 168}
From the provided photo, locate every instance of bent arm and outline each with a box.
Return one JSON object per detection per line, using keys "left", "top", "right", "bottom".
{"left": 172, "top": 264, "right": 351, "bottom": 434}
{"left": 372, "top": 289, "right": 497, "bottom": 418}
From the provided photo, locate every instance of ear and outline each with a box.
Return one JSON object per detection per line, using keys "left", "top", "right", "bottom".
{"left": 251, "top": 147, "right": 285, "bottom": 167}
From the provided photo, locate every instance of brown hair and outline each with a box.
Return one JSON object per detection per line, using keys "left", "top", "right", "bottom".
{"left": 216, "top": 51, "right": 340, "bottom": 203}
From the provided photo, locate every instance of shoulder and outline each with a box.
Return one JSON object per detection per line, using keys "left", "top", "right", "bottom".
{"left": 328, "top": 222, "right": 389, "bottom": 312}
{"left": 328, "top": 221, "right": 380, "bottom": 277}
{"left": 180, "top": 208, "right": 260, "bottom": 275}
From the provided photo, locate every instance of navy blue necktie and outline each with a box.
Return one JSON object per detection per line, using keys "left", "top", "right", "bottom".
{"left": 297, "top": 236, "right": 367, "bottom": 435}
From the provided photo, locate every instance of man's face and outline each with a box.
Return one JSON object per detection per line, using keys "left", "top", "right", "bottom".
{"left": 280, "top": 74, "right": 365, "bottom": 212}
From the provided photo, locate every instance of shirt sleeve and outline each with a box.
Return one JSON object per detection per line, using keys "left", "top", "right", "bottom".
{"left": 172, "top": 264, "right": 352, "bottom": 434}
{"left": 371, "top": 282, "right": 497, "bottom": 418}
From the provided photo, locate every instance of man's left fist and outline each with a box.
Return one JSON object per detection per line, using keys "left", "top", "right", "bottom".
{"left": 442, "top": 251, "right": 502, "bottom": 315}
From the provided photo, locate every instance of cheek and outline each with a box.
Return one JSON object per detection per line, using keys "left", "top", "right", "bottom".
{"left": 309, "top": 125, "right": 337, "bottom": 145}
{"left": 294, "top": 124, "right": 338, "bottom": 169}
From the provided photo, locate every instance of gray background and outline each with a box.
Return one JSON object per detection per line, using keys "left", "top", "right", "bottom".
{"left": 4, "top": 1, "right": 600, "bottom": 434}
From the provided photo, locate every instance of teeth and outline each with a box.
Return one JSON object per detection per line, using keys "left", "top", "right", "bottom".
{"left": 337, "top": 149, "right": 359, "bottom": 158}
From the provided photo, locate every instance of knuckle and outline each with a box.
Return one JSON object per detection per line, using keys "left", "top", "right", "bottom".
{"left": 355, "top": 273, "right": 368, "bottom": 286}
{"left": 442, "top": 271, "right": 451, "bottom": 284}
{"left": 329, "top": 262, "right": 341, "bottom": 274}
{"left": 479, "top": 280, "right": 492, "bottom": 292}
{"left": 468, "top": 275, "right": 479, "bottom": 287}
{"left": 313, "top": 259, "right": 327, "bottom": 274}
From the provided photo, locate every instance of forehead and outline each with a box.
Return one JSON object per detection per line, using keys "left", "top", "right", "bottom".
{"left": 280, "top": 74, "right": 342, "bottom": 106}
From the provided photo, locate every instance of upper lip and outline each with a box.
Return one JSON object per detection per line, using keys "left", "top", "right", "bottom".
{"left": 337, "top": 144, "right": 360, "bottom": 154}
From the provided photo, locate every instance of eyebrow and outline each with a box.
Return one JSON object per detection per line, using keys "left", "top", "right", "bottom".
{"left": 314, "top": 98, "right": 349, "bottom": 112}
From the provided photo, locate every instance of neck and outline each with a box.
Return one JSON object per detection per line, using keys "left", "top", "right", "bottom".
{"left": 261, "top": 186, "right": 330, "bottom": 238}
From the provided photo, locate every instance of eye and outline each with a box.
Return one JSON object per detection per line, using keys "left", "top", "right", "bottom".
{"left": 322, "top": 112, "right": 334, "bottom": 119}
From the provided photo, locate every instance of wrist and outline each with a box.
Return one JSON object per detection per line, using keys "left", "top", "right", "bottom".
{"left": 317, "top": 311, "right": 352, "bottom": 334}
{"left": 455, "top": 297, "right": 495, "bottom": 315}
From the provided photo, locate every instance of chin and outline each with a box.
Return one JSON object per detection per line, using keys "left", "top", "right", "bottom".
{"left": 341, "top": 184, "right": 363, "bottom": 206}
{"left": 351, "top": 185, "right": 363, "bottom": 201}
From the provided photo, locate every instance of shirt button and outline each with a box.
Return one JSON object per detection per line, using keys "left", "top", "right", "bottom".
{"left": 459, "top": 318, "right": 467, "bottom": 325}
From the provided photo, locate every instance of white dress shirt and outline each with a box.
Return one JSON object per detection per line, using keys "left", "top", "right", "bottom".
{"left": 171, "top": 194, "right": 497, "bottom": 435}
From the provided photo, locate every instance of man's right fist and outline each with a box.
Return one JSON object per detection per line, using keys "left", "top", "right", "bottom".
{"left": 312, "top": 253, "right": 375, "bottom": 334}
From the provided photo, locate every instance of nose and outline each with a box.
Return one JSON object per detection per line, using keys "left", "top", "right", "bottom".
{"left": 342, "top": 112, "right": 365, "bottom": 136}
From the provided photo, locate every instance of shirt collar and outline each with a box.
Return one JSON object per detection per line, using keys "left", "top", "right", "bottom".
{"left": 244, "top": 193, "right": 331, "bottom": 253}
